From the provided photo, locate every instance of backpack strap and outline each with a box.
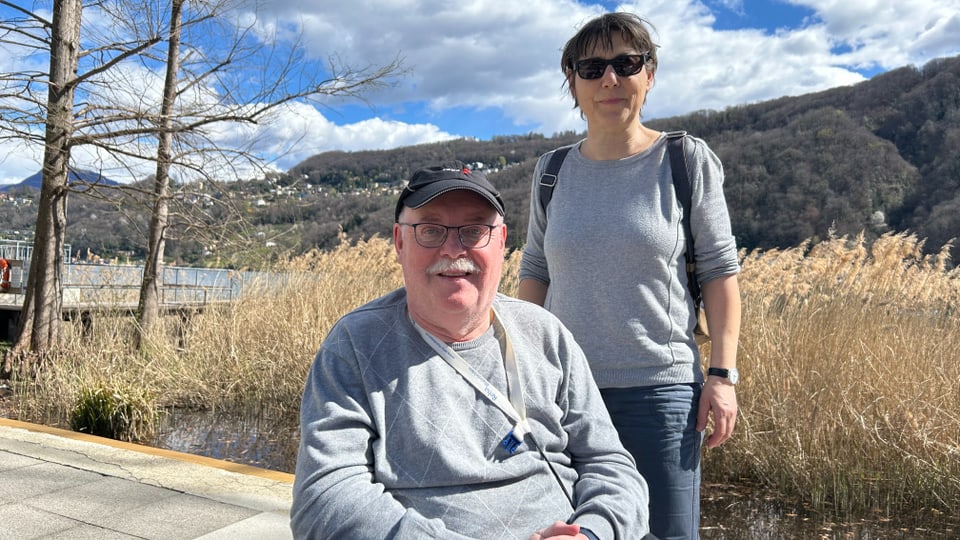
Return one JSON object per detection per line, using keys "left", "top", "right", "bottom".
{"left": 665, "top": 130, "right": 703, "bottom": 315}
{"left": 536, "top": 132, "right": 706, "bottom": 338}
{"left": 538, "top": 146, "right": 572, "bottom": 213}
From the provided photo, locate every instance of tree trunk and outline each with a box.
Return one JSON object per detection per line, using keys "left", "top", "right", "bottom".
{"left": 136, "top": 0, "right": 184, "bottom": 348}
{"left": 10, "top": 0, "right": 83, "bottom": 363}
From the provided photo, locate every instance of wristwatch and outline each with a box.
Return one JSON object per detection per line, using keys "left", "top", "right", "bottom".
{"left": 707, "top": 367, "right": 739, "bottom": 385}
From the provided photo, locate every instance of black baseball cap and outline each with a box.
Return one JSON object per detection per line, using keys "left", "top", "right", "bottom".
{"left": 395, "top": 163, "right": 505, "bottom": 222}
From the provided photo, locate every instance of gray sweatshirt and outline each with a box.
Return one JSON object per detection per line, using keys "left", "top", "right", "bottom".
{"left": 291, "top": 290, "right": 649, "bottom": 539}
{"left": 519, "top": 133, "right": 740, "bottom": 388}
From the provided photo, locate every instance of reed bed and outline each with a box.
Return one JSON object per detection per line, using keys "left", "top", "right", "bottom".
{"left": 4, "top": 232, "right": 958, "bottom": 518}
{"left": 5, "top": 236, "right": 404, "bottom": 429}
{"left": 711, "top": 232, "right": 960, "bottom": 518}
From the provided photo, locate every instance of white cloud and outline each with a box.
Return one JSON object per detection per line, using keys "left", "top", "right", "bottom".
{"left": 1, "top": 0, "right": 958, "bottom": 185}
{"left": 785, "top": 0, "right": 960, "bottom": 67}
{"left": 254, "top": 0, "right": 959, "bottom": 129}
{"left": 205, "top": 101, "right": 459, "bottom": 173}
{"left": 0, "top": 140, "right": 43, "bottom": 186}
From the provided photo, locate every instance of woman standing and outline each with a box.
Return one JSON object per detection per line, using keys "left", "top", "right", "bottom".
{"left": 519, "top": 12, "right": 741, "bottom": 540}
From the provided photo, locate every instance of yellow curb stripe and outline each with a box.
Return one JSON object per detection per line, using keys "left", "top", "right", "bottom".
{"left": 0, "top": 417, "right": 295, "bottom": 484}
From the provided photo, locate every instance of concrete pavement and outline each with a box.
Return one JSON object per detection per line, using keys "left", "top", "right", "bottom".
{"left": 0, "top": 418, "right": 294, "bottom": 540}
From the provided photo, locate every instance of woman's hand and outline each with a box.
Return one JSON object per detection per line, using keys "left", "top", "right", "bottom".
{"left": 698, "top": 376, "right": 738, "bottom": 448}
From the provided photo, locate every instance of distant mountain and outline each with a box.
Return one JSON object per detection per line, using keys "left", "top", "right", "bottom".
{"left": 1, "top": 54, "right": 958, "bottom": 267}
{"left": 284, "top": 54, "right": 960, "bottom": 261}
{"left": 0, "top": 169, "right": 120, "bottom": 193}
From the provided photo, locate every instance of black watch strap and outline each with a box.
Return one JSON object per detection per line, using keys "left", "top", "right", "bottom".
{"left": 707, "top": 367, "right": 730, "bottom": 378}
{"left": 707, "top": 366, "right": 739, "bottom": 384}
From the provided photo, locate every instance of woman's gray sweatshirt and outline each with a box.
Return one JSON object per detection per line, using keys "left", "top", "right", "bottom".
{"left": 519, "top": 134, "right": 740, "bottom": 388}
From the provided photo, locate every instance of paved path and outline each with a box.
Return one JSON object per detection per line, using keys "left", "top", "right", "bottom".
{"left": 0, "top": 418, "right": 294, "bottom": 539}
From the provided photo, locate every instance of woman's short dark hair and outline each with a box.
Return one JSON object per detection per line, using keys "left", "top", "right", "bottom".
{"left": 560, "top": 12, "right": 659, "bottom": 102}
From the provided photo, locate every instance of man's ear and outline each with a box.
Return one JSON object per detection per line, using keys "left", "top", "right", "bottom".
{"left": 393, "top": 223, "right": 404, "bottom": 259}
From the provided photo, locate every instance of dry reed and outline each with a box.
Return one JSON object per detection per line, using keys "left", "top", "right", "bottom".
{"left": 710, "top": 232, "right": 960, "bottom": 517}
{"left": 4, "top": 231, "right": 958, "bottom": 518}
{"left": 141, "top": 234, "right": 406, "bottom": 413}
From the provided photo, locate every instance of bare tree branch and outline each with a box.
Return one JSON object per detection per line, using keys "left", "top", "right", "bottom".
{"left": 1, "top": 0, "right": 406, "bottom": 356}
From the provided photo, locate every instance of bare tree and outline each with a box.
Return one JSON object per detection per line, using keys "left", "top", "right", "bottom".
{"left": 2, "top": 0, "right": 164, "bottom": 366}
{"left": 135, "top": 0, "right": 183, "bottom": 345}
{"left": 1, "top": 0, "right": 82, "bottom": 365}
{"left": 123, "top": 0, "right": 402, "bottom": 343}
{"left": 0, "top": 0, "right": 403, "bottom": 360}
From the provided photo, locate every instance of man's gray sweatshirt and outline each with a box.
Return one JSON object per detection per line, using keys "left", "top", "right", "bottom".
{"left": 291, "top": 290, "right": 649, "bottom": 539}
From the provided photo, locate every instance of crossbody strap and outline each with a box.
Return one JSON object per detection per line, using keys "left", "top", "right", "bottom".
{"left": 410, "top": 309, "right": 576, "bottom": 507}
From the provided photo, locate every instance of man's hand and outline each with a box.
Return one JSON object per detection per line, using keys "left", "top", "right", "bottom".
{"left": 528, "top": 521, "right": 584, "bottom": 540}
{"left": 697, "top": 377, "right": 738, "bottom": 448}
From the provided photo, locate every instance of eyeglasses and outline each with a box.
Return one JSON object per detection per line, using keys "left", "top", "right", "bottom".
{"left": 399, "top": 222, "right": 498, "bottom": 249}
{"left": 573, "top": 53, "right": 649, "bottom": 80}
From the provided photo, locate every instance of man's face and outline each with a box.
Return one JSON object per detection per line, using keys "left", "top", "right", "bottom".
{"left": 393, "top": 190, "right": 506, "bottom": 342}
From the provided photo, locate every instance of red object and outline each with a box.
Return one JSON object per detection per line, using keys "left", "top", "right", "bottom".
{"left": 0, "top": 258, "right": 10, "bottom": 291}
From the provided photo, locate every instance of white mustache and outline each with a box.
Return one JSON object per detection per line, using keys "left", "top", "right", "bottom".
{"left": 427, "top": 258, "right": 481, "bottom": 275}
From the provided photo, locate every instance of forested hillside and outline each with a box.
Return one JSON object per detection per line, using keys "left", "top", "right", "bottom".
{"left": 2, "top": 55, "right": 957, "bottom": 267}
{"left": 284, "top": 53, "right": 960, "bottom": 260}
{"left": 658, "top": 55, "right": 959, "bottom": 254}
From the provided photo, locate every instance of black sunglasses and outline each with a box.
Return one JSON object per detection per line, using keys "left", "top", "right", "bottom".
{"left": 573, "top": 53, "right": 649, "bottom": 80}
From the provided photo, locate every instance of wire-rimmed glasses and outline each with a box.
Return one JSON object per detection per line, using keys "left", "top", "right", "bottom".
{"left": 398, "top": 222, "right": 497, "bottom": 249}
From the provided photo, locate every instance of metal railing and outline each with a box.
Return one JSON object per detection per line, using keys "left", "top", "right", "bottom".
{"left": 60, "top": 264, "right": 243, "bottom": 307}
{"left": 1, "top": 239, "right": 67, "bottom": 296}
{"left": 2, "top": 239, "right": 247, "bottom": 308}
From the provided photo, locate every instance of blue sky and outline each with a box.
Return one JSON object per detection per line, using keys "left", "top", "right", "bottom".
{"left": 708, "top": 0, "right": 813, "bottom": 31}
{"left": 2, "top": 0, "right": 959, "bottom": 184}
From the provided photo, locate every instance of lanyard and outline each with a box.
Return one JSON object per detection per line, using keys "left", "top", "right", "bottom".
{"left": 411, "top": 307, "right": 530, "bottom": 449}
{"left": 411, "top": 306, "right": 576, "bottom": 507}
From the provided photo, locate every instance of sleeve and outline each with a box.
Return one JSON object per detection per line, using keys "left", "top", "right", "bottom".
{"left": 289, "top": 330, "right": 471, "bottom": 540}
{"left": 555, "top": 327, "right": 651, "bottom": 539}
{"left": 518, "top": 151, "right": 553, "bottom": 286}
{"left": 688, "top": 136, "right": 741, "bottom": 285}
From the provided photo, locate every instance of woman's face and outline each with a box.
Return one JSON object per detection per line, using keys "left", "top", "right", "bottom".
{"left": 569, "top": 33, "right": 654, "bottom": 131}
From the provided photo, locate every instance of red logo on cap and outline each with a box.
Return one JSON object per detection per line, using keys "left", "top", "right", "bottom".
{"left": 462, "top": 167, "right": 471, "bottom": 174}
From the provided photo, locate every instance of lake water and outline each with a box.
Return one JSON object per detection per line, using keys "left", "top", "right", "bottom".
{"left": 152, "top": 409, "right": 957, "bottom": 539}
